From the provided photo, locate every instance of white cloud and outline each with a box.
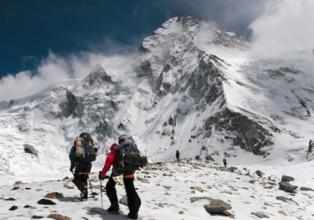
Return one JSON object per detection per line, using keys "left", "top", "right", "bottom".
{"left": 171, "top": 0, "right": 267, "bottom": 32}
{"left": 250, "top": 0, "right": 314, "bottom": 58}
{"left": 0, "top": 51, "right": 139, "bottom": 101}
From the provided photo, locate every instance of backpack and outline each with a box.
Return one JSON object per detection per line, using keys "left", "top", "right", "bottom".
{"left": 75, "top": 133, "right": 97, "bottom": 163}
{"left": 114, "top": 136, "right": 147, "bottom": 175}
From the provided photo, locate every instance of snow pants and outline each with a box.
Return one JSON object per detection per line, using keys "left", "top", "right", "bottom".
{"left": 106, "top": 176, "right": 141, "bottom": 216}
{"left": 73, "top": 162, "right": 92, "bottom": 198}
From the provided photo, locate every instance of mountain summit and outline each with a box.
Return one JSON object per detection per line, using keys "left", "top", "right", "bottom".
{"left": 0, "top": 17, "right": 313, "bottom": 179}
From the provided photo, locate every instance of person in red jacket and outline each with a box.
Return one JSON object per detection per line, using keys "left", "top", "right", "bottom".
{"left": 99, "top": 137, "right": 141, "bottom": 219}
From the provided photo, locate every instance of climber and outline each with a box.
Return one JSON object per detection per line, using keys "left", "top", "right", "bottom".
{"left": 99, "top": 135, "right": 147, "bottom": 219}
{"left": 176, "top": 150, "right": 180, "bottom": 162}
{"left": 223, "top": 158, "right": 227, "bottom": 168}
{"left": 307, "top": 139, "right": 314, "bottom": 159}
{"left": 69, "top": 133, "right": 97, "bottom": 200}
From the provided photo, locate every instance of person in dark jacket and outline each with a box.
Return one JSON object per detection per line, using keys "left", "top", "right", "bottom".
{"left": 176, "top": 150, "right": 180, "bottom": 162}
{"left": 99, "top": 136, "right": 141, "bottom": 219}
{"left": 69, "top": 134, "right": 95, "bottom": 200}
{"left": 223, "top": 158, "right": 227, "bottom": 168}
{"left": 307, "top": 139, "right": 314, "bottom": 159}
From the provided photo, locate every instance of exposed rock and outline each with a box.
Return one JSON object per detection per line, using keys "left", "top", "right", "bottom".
{"left": 14, "top": 181, "right": 23, "bottom": 185}
{"left": 24, "top": 144, "right": 39, "bottom": 157}
{"left": 279, "top": 181, "right": 297, "bottom": 193}
{"left": 83, "top": 66, "right": 113, "bottom": 88}
{"left": 205, "top": 155, "right": 215, "bottom": 162}
{"left": 281, "top": 175, "right": 295, "bottom": 182}
{"left": 227, "top": 166, "right": 238, "bottom": 173}
{"left": 24, "top": 205, "right": 35, "bottom": 209}
{"left": 163, "top": 185, "right": 172, "bottom": 190}
{"left": 204, "top": 199, "right": 232, "bottom": 216}
{"left": 190, "top": 186, "right": 205, "bottom": 193}
{"left": 95, "top": 119, "right": 114, "bottom": 137}
{"left": 37, "top": 198, "right": 56, "bottom": 205}
{"left": 255, "top": 170, "right": 264, "bottom": 178}
{"left": 278, "top": 210, "right": 288, "bottom": 216}
{"left": 251, "top": 211, "right": 270, "bottom": 218}
{"left": 188, "top": 53, "right": 224, "bottom": 104}
{"left": 9, "top": 205, "right": 18, "bottom": 211}
{"left": 205, "top": 109, "right": 273, "bottom": 155}
{"left": 137, "top": 60, "right": 153, "bottom": 77}
{"left": 45, "top": 192, "right": 64, "bottom": 199}
{"left": 249, "top": 180, "right": 256, "bottom": 184}
{"left": 59, "top": 90, "right": 84, "bottom": 118}
{"left": 300, "top": 186, "right": 314, "bottom": 191}
{"left": 276, "top": 196, "right": 298, "bottom": 205}
{"left": 32, "top": 215, "right": 44, "bottom": 219}
{"left": 118, "top": 122, "right": 127, "bottom": 130}
{"left": 4, "top": 197, "right": 16, "bottom": 201}
{"left": 11, "top": 186, "right": 19, "bottom": 191}
{"left": 47, "top": 213, "right": 71, "bottom": 220}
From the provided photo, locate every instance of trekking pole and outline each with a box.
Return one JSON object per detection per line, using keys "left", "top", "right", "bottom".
{"left": 99, "top": 179, "right": 104, "bottom": 209}
{"left": 89, "top": 179, "right": 94, "bottom": 196}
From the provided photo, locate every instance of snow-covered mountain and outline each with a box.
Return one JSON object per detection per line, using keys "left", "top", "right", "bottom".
{"left": 1, "top": 16, "right": 314, "bottom": 182}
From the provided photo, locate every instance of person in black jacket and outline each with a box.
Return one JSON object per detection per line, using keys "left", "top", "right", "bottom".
{"left": 307, "top": 139, "right": 314, "bottom": 159}
{"left": 176, "top": 150, "right": 180, "bottom": 162}
{"left": 69, "top": 133, "right": 96, "bottom": 200}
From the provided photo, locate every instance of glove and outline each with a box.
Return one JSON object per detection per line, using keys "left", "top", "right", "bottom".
{"left": 99, "top": 171, "right": 108, "bottom": 180}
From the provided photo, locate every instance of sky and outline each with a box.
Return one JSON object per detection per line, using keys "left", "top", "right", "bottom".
{"left": 0, "top": 0, "right": 266, "bottom": 76}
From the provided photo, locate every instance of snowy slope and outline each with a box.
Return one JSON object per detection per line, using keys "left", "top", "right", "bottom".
{"left": 1, "top": 161, "right": 314, "bottom": 220}
{"left": 0, "top": 16, "right": 314, "bottom": 184}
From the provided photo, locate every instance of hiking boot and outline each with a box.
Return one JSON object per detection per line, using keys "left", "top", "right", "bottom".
{"left": 107, "top": 206, "right": 119, "bottom": 214}
{"left": 127, "top": 213, "right": 138, "bottom": 219}
{"left": 80, "top": 192, "right": 88, "bottom": 201}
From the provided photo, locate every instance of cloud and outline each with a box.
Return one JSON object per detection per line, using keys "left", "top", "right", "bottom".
{"left": 171, "top": 0, "right": 267, "bottom": 33}
{"left": 0, "top": 51, "right": 139, "bottom": 101}
{"left": 250, "top": 0, "right": 314, "bottom": 58}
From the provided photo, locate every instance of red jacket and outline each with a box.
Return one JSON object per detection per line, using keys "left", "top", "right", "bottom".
{"left": 100, "top": 143, "right": 118, "bottom": 177}
{"left": 100, "top": 143, "right": 135, "bottom": 179}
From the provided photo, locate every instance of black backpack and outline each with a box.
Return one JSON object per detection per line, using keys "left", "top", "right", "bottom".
{"left": 114, "top": 136, "right": 147, "bottom": 175}
{"left": 78, "top": 132, "right": 97, "bottom": 162}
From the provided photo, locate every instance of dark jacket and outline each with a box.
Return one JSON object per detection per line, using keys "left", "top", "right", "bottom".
{"left": 69, "top": 145, "right": 92, "bottom": 173}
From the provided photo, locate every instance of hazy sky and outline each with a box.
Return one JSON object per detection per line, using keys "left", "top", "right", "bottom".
{"left": 0, "top": 0, "right": 266, "bottom": 75}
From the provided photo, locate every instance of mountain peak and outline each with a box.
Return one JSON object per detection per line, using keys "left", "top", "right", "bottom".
{"left": 82, "top": 65, "right": 113, "bottom": 89}
{"left": 141, "top": 16, "right": 244, "bottom": 54}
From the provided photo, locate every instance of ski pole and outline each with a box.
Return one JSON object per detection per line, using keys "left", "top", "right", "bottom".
{"left": 89, "top": 179, "right": 94, "bottom": 196}
{"left": 99, "top": 180, "right": 104, "bottom": 209}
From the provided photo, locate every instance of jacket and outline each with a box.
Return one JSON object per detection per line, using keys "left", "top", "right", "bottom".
{"left": 100, "top": 143, "right": 134, "bottom": 178}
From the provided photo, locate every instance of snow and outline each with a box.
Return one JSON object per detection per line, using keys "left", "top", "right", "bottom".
{"left": 1, "top": 161, "right": 314, "bottom": 220}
